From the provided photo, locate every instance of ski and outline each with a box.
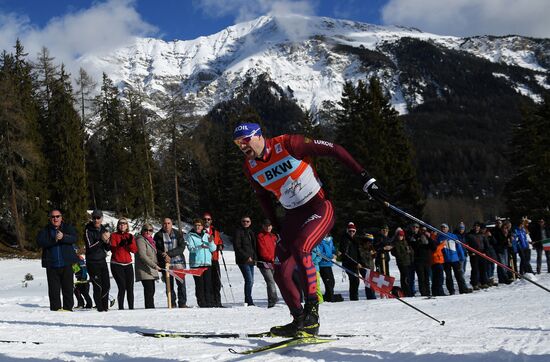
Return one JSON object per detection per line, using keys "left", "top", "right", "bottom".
{"left": 0, "top": 339, "right": 42, "bottom": 345}
{"left": 136, "top": 330, "right": 366, "bottom": 339}
{"left": 136, "top": 330, "right": 271, "bottom": 339}
{"left": 228, "top": 336, "right": 335, "bottom": 355}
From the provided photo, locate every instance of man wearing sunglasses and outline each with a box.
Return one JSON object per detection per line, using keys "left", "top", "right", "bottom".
{"left": 233, "top": 122, "right": 387, "bottom": 337}
{"left": 37, "top": 209, "right": 79, "bottom": 311}
{"left": 84, "top": 209, "right": 112, "bottom": 311}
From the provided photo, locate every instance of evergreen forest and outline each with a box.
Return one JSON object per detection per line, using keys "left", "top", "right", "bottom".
{"left": 1, "top": 41, "right": 549, "bottom": 249}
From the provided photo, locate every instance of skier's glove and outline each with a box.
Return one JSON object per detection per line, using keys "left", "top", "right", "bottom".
{"left": 361, "top": 171, "right": 389, "bottom": 203}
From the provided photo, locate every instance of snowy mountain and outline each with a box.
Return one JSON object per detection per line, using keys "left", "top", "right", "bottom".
{"left": 80, "top": 14, "right": 550, "bottom": 117}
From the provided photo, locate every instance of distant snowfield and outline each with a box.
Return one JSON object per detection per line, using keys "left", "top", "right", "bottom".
{"left": 1, "top": 253, "right": 549, "bottom": 361}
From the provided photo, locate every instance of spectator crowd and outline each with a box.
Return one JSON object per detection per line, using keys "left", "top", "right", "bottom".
{"left": 37, "top": 208, "right": 550, "bottom": 312}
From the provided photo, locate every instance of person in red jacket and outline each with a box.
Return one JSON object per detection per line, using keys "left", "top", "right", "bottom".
{"left": 233, "top": 122, "right": 387, "bottom": 336}
{"left": 256, "top": 219, "right": 279, "bottom": 308}
{"left": 109, "top": 218, "right": 137, "bottom": 309}
{"left": 204, "top": 212, "right": 224, "bottom": 307}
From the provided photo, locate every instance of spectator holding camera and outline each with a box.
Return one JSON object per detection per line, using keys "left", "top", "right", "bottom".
{"left": 84, "top": 209, "right": 111, "bottom": 312}
{"left": 110, "top": 217, "right": 137, "bottom": 309}
{"left": 37, "top": 209, "right": 79, "bottom": 311}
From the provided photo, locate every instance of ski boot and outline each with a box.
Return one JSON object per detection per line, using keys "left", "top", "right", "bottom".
{"left": 296, "top": 301, "right": 319, "bottom": 337}
{"left": 270, "top": 311, "right": 305, "bottom": 337}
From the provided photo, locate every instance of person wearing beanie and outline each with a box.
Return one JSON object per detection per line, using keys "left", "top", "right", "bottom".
{"left": 453, "top": 222, "right": 469, "bottom": 275}
{"left": 408, "top": 224, "right": 432, "bottom": 297}
{"left": 317, "top": 234, "right": 337, "bottom": 302}
{"left": 338, "top": 222, "right": 366, "bottom": 301}
{"left": 186, "top": 218, "right": 216, "bottom": 308}
{"left": 466, "top": 222, "right": 489, "bottom": 290}
{"left": 439, "top": 223, "right": 471, "bottom": 295}
{"left": 391, "top": 228, "right": 413, "bottom": 296}
{"left": 232, "top": 121, "right": 389, "bottom": 337}
{"left": 84, "top": 210, "right": 111, "bottom": 312}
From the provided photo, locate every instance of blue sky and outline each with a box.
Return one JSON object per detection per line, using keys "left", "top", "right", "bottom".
{"left": 0, "top": 0, "right": 388, "bottom": 41}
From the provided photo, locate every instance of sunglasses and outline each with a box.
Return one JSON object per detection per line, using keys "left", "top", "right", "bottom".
{"left": 233, "top": 129, "right": 260, "bottom": 146}
{"left": 93, "top": 216, "right": 102, "bottom": 220}
{"left": 146, "top": 229, "right": 154, "bottom": 232}
{"left": 204, "top": 218, "right": 212, "bottom": 221}
{"left": 51, "top": 215, "right": 62, "bottom": 219}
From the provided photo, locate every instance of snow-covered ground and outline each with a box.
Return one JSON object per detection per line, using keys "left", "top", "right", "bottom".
{"left": 1, "top": 252, "right": 549, "bottom": 361}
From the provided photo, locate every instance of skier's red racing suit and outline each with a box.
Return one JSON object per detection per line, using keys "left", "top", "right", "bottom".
{"left": 243, "top": 134, "right": 364, "bottom": 312}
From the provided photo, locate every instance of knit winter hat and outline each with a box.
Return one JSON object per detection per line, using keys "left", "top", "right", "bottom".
{"left": 91, "top": 209, "right": 103, "bottom": 219}
{"left": 347, "top": 222, "right": 356, "bottom": 231}
{"left": 397, "top": 229, "right": 405, "bottom": 236}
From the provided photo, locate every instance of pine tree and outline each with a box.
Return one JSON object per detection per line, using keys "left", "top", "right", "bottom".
{"left": 506, "top": 93, "right": 550, "bottom": 219}
{"left": 0, "top": 42, "right": 48, "bottom": 249}
{"left": 91, "top": 73, "right": 126, "bottom": 213}
{"left": 43, "top": 66, "right": 88, "bottom": 233}
{"left": 334, "top": 77, "right": 423, "bottom": 230}
{"left": 155, "top": 83, "right": 198, "bottom": 226}
{"left": 123, "top": 89, "right": 156, "bottom": 219}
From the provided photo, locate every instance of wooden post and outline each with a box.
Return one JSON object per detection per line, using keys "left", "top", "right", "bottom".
{"left": 165, "top": 263, "right": 172, "bottom": 309}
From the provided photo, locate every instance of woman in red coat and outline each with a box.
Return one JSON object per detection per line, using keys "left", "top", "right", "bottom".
{"left": 256, "top": 219, "right": 279, "bottom": 308}
{"left": 110, "top": 218, "right": 137, "bottom": 309}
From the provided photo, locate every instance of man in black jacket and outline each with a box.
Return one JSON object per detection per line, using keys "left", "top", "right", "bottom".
{"left": 531, "top": 218, "right": 550, "bottom": 274}
{"left": 84, "top": 209, "right": 111, "bottom": 311}
{"left": 466, "top": 222, "right": 489, "bottom": 290}
{"left": 374, "top": 225, "right": 392, "bottom": 275}
{"left": 154, "top": 217, "right": 187, "bottom": 308}
{"left": 338, "top": 222, "right": 365, "bottom": 300}
{"left": 409, "top": 225, "right": 433, "bottom": 296}
{"left": 233, "top": 215, "right": 257, "bottom": 306}
{"left": 37, "top": 209, "right": 79, "bottom": 311}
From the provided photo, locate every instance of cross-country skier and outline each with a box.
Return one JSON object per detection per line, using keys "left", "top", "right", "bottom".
{"left": 233, "top": 122, "right": 387, "bottom": 336}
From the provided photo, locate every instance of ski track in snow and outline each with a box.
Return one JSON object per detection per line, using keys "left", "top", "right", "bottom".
{"left": 1, "top": 254, "right": 549, "bottom": 361}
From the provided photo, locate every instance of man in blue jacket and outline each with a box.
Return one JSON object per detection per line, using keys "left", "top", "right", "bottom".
{"left": 37, "top": 209, "right": 79, "bottom": 311}
{"left": 317, "top": 234, "right": 336, "bottom": 302}
{"left": 439, "top": 223, "right": 471, "bottom": 294}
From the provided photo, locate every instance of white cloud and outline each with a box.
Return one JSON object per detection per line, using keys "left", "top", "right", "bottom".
{"left": 194, "top": 0, "right": 316, "bottom": 23}
{"left": 194, "top": 0, "right": 317, "bottom": 41}
{"left": 0, "top": 0, "right": 157, "bottom": 78}
{"left": 381, "top": 0, "right": 550, "bottom": 38}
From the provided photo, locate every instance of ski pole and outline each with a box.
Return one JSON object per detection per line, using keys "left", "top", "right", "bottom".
{"left": 384, "top": 202, "right": 550, "bottom": 293}
{"left": 313, "top": 251, "right": 445, "bottom": 325}
{"left": 220, "top": 249, "right": 236, "bottom": 303}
